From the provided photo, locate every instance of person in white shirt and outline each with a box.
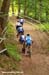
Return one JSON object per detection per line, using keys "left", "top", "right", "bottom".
{"left": 19, "top": 32, "right": 25, "bottom": 44}
{"left": 19, "top": 18, "right": 24, "bottom": 25}
{"left": 16, "top": 21, "right": 22, "bottom": 31}
{"left": 19, "top": 32, "right": 25, "bottom": 53}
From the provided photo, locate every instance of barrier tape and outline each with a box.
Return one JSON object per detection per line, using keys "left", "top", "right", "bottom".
{"left": 0, "top": 25, "right": 7, "bottom": 44}
{"left": 1, "top": 26, "right": 8, "bottom": 35}
{"left": 0, "top": 37, "right": 6, "bottom": 44}
{"left": 0, "top": 48, "right": 7, "bottom": 53}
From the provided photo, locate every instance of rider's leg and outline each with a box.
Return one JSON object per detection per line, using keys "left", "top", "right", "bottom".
{"left": 26, "top": 44, "right": 31, "bottom": 56}
{"left": 28, "top": 45, "right": 32, "bottom": 57}
{"left": 17, "top": 31, "right": 21, "bottom": 38}
{"left": 22, "top": 42, "right": 25, "bottom": 53}
{"left": 17, "top": 32, "right": 19, "bottom": 38}
{"left": 25, "top": 44, "right": 28, "bottom": 55}
{"left": 27, "top": 45, "right": 30, "bottom": 53}
{"left": 20, "top": 22, "right": 23, "bottom": 26}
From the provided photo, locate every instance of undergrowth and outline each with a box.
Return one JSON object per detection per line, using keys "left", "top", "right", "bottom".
{"left": 5, "top": 22, "right": 21, "bottom": 61}
{"left": 36, "top": 23, "right": 49, "bottom": 32}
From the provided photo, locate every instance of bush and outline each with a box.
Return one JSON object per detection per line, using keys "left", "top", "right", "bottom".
{"left": 37, "top": 23, "right": 49, "bottom": 32}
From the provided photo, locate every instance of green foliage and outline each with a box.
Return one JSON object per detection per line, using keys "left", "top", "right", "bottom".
{"left": 9, "top": 5, "right": 18, "bottom": 16}
{"left": 10, "top": 0, "right": 49, "bottom": 22}
{"left": 0, "top": 0, "right": 3, "bottom": 10}
{"left": 6, "top": 22, "right": 14, "bottom": 38}
{"left": 37, "top": 23, "right": 49, "bottom": 32}
{"left": 5, "top": 23, "right": 21, "bottom": 61}
{"left": 7, "top": 23, "right": 14, "bottom": 33}
{"left": 6, "top": 43, "right": 21, "bottom": 61}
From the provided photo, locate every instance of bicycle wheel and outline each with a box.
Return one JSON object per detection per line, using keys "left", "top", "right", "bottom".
{"left": 28, "top": 47, "right": 31, "bottom": 58}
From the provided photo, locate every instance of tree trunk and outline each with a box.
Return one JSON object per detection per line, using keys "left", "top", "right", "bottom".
{"left": 12, "top": 0, "right": 14, "bottom": 15}
{"left": 0, "top": 0, "right": 10, "bottom": 51}
{"left": 0, "top": 0, "right": 10, "bottom": 30}
{"left": 46, "top": 0, "right": 49, "bottom": 22}
{"left": 0, "top": 25, "right": 5, "bottom": 51}
{"left": 46, "top": 10, "right": 48, "bottom": 22}
{"left": 0, "top": 0, "right": 2, "bottom": 11}
{"left": 24, "top": 0, "right": 27, "bottom": 16}
{"left": 34, "top": 0, "right": 37, "bottom": 19}
{"left": 38, "top": 0, "right": 42, "bottom": 21}
{"left": 18, "top": 0, "right": 20, "bottom": 17}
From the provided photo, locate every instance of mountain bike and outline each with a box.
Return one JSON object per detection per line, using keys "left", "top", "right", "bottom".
{"left": 26, "top": 45, "right": 32, "bottom": 57}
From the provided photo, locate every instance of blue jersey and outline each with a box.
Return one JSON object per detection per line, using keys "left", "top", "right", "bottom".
{"left": 18, "top": 27, "right": 22, "bottom": 31}
{"left": 25, "top": 36, "right": 32, "bottom": 45}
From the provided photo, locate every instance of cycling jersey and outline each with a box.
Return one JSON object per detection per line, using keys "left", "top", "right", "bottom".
{"left": 25, "top": 36, "right": 32, "bottom": 45}
{"left": 20, "top": 19, "right": 24, "bottom": 23}
{"left": 20, "top": 35, "right": 25, "bottom": 43}
{"left": 19, "top": 19, "right": 24, "bottom": 25}
{"left": 16, "top": 22, "right": 21, "bottom": 29}
{"left": 17, "top": 27, "right": 24, "bottom": 33}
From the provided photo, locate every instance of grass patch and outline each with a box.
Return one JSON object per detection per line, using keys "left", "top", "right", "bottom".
{"left": 6, "top": 22, "right": 14, "bottom": 38}
{"left": 6, "top": 22, "right": 14, "bottom": 34}
{"left": 37, "top": 23, "right": 49, "bottom": 32}
{"left": 5, "top": 22, "right": 21, "bottom": 61}
{"left": 6, "top": 43, "right": 21, "bottom": 61}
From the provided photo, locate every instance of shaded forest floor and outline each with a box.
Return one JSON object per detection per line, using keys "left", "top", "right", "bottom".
{"left": 0, "top": 16, "right": 49, "bottom": 75}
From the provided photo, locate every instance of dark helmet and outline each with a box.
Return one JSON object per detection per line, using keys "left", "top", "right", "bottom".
{"left": 27, "top": 34, "right": 30, "bottom": 36}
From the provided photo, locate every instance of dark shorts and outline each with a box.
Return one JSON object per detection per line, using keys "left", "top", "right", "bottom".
{"left": 19, "top": 39, "right": 25, "bottom": 44}
{"left": 20, "top": 22, "right": 23, "bottom": 25}
{"left": 26, "top": 43, "right": 31, "bottom": 47}
{"left": 18, "top": 30, "right": 24, "bottom": 34}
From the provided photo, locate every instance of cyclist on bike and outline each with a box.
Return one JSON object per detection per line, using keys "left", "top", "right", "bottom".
{"left": 17, "top": 26, "right": 24, "bottom": 38}
{"left": 19, "top": 32, "right": 25, "bottom": 53}
{"left": 25, "top": 34, "right": 33, "bottom": 46}
{"left": 19, "top": 32, "right": 25, "bottom": 44}
{"left": 25, "top": 34, "right": 33, "bottom": 56}
{"left": 16, "top": 21, "right": 22, "bottom": 31}
{"left": 19, "top": 18, "right": 24, "bottom": 25}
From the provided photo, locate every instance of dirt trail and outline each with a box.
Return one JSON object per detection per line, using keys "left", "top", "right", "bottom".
{"left": 10, "top": 17, "right": 49, "bottom": 75}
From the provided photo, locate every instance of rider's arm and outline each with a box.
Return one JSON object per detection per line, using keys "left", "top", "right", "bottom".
{"left": 32, "top": 39, "right": 34, "bottom": 44}
{"left": 31, "top": 38, "right": 34, "bottom": 44}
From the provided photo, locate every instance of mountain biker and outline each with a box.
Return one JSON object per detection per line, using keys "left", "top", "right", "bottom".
{"left": 25, "top": 34, "right": 33, "bottom": 46}
{"left": 19, "top": 18, "right": 24, "bottom": 25}
{"left": 17, "top": 26, "right": 24, "bottom": 37}
{"left": 25, "top": 34, "right": 33, "bottom": 56}
{"left": 16, "top": 21, "right": 22, "bottom": 31}
{"left": 19, "top": 32, "right": 25, "bottom": 53}
{"left": 19, "top": 32, "right": 25, "bottom": 44}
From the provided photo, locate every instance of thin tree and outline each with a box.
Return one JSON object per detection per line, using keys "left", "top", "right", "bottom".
{"left": 45, "top": 0, "right": 49, "bottom": 22}
{"left": 0, "top": 0, "right": 10, "bottom": 51}
{"left": 11, "top": 0, "right": 14, "bottom": 15}
{"left": 18, "top": 0, "right": 21, "bottom": 17}
{"left": 38, "top": 0, "right": 42, "bottom": 21}
{"left": 24, "top": 0, "right": 27, "bottom": 16}
{"left": 34, "top": 0, "right": 37, "bottom": 19}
